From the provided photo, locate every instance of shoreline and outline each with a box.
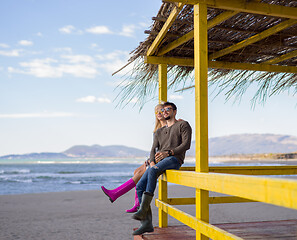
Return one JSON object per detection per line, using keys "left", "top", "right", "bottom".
{"left": 1, "top": 187, "right": 297, "bottom": 240}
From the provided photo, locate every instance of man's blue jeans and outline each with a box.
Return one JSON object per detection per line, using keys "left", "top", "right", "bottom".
{"left": 136, "top": 156, "right": 181, "bottom": 203}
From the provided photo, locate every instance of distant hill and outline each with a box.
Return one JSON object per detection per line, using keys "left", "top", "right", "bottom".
{"left": 63, "top": 145, "right": 149, "bottom": 158}
{"left": 1, "top": 134, "right": 297, "bottom": 159}
{"left": 0, "top": 145, "right": 149, "bottom": 159}
{"left": 187, "top": 133, "right": 297, "bottom": 156}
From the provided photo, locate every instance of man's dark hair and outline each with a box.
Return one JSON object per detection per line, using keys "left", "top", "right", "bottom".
{"left": 163, "top": 101, "right": 177, "bottom": 111}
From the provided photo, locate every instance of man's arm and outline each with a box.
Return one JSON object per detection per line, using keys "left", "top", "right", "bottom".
{"left": 171, "top": 121, "right": 192, "bottom": 155}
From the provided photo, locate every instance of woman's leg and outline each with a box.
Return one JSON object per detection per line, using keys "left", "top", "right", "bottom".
{"left": 126, "top": 163, "right": 147, "bottom": 212}
{"left": 131, "top": 163, "right": 146, "bottom": 184}
{"left": 101, "top": 178, "right": 136, "bottom": 203}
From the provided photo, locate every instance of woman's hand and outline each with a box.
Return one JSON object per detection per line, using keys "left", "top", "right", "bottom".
{"left": 155, "top": 151, "right": 169, "bottom": 163}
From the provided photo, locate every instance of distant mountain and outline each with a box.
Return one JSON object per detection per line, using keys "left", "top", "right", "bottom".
{"left": 0, "top": 145, "right": 149, "bottom": 159}
{"left": 1, "top": 134, "right": 297, "bottom": 159}
{"left": 187, "top": 133, "right": 297, "bottom": 156}
{"left": 63, "top": 144, "right": 149, "bottom": 158}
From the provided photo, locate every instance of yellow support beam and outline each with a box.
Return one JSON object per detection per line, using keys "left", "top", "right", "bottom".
{"left": 166, "top": 196, "right": 255, "bottom": 205}
{"left": 194, "top": 4, "right": 209, "bottom": 240}
{"left": 209, "top": 60, "right": 297, "bottom": 73}
{"left": 181, "top": 165, "right": 297, "bottom": 175}
{"left": 156, "top": 199, "right": 243, "bottom": 240}
{"left": 165, "top": 0, "right": 297, "bottom": 20}
{"left": 145, "top": 56, "right": 297, "bottom": 73}
{"left": 161, "top": 170, "right": 297, "bottom": 210}
{"left": 158, "top": 64, "right": 168, "bottom": 103}
{"left": 145, "top": 56, "right": 194, "bottom": 66}
{"left": 157, "top": 10, "right": 239, "bottom": 56}
{"left": 209, "top": 19, "right": 297, "bottom": 60}
{"left": 146, "top": 3, "right": 184, "bottom": 56}
{"left": 158, "top": 177, "right": 168, "bottom": 227}
{"left": 264, "top": 49, "right": 297, "bottom": 64}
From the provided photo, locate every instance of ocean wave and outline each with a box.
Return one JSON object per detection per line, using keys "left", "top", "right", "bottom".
{"left": 0, "top": 169, "right": 31, "bottom": 174}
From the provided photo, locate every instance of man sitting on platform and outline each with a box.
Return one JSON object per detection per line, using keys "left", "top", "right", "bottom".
{"left": 132, "top": 101, "right": 192, "bottom": 235}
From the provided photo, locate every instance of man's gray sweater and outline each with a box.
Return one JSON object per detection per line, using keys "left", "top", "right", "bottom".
{"left": 150, "top": 121, "right": 192, "bottom": 165}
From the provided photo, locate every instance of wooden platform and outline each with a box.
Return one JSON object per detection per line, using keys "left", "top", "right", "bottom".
{"left": 133, "top": 220, "right": 297, "bottom": 240}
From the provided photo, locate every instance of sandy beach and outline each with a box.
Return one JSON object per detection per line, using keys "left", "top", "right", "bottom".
{"left": 1, "top": 185, "right": 297, "bottom": 240}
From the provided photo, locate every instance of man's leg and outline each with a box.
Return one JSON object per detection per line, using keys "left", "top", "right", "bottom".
{"left": 136, "top": 167, "right": 149, "bottom": 204}
{"left": 146, "top": 156, "right": 181, "bottom": 194}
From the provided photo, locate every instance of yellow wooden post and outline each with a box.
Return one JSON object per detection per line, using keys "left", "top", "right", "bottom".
{"left": 158, "top": 175, "right": 168, "bottom": 227}
{"left": 158, "top": 63, "right": 168, "bottom": 227}
{"left": 158, "top": 64, "right": 167, "bottom": 103}
{"left": 194, "top": 3, "right": 209, "bottom": 240}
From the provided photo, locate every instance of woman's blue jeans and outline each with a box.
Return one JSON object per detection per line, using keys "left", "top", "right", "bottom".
{"left": 136, "top": 156, "right": 181, "bottom": 203}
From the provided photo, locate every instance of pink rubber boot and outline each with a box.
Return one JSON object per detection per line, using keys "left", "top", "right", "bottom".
{"left": 101, "top": 178, "right": 136, "bottom": 203}
{"left": 126, "top": 188, "right": 140, "bottom": 213}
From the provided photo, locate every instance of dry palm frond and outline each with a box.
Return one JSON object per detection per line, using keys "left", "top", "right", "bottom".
{"left": 114, "top": 1, "right": 297, "bottom": 107}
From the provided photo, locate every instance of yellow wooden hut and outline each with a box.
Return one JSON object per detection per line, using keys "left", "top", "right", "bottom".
{"left": 117, "top": 1, "right": 297, "bottom": 239}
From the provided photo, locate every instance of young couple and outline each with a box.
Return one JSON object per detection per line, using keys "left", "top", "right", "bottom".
{"left": 101, "top": 102, "right": 192, "bottom": 235}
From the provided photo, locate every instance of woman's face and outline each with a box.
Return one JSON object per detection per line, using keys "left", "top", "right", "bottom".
{"left": 155, "top": 106, "right": 165, "bottom": 121}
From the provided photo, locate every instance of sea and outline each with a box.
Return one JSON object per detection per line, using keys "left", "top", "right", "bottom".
{"left": 0, "top": 157, "right": 294, "bottom": 195}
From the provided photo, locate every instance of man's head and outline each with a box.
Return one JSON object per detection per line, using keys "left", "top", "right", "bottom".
{"left": 162, "top": 102, "right": 177, "bottom": 120}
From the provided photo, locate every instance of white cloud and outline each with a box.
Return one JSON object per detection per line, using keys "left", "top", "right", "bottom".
{"left": 76, "top": 96, "right": 97, "bottom": 103}
{"left": 36, "top": 32, "right": 43, "bottom": 37}
{"left": 119, "top": 24, "right": 137, "bottom": 37}
{"left": 169, "top": 95, "right": 184, "bottom": 100}
{"left": 0, "top": 43, "right": 9, "bottom": 48}
{"left": 76, "top": 96, "right": 111, "bottom": 103}
{"left": 0, "top": 112, "right": 76, "bottom": 119}
{"left": 0, "top": 49, "right": 22, "bottom": 57}
{"left": 59, "top": 25, "right": 83, "bottom": 34}
{"left": 53, "top": 47, "right": 73, "bottom": 53}
{"left": 19, "top": 40, "right": 33, "bottom": 46}
{"left": 86, "top": 25, "right": 113, "bottom": 34}
{"left": 97, "top": 97, "right": 111, "bottom": 103}
{"left": 10, "top": 55, "right": 99, "bottom": 78}
{"left": 17, "top": 58, "right": 62, "bottom": 78}
{"left": 58, "top": 63, "right": 98, "bottom": 78}
{"left": 61, "top": 54, "right": 94, "bottom": 63}
{"left": 59, "top": 25, "right": 75, "bottom": 34}
{"left": 96, "top": 50, "right": 130, "bottom": 75}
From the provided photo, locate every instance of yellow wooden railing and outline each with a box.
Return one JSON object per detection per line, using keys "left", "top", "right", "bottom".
{"left": 150, "top": 1, "right": 297, "bottom": 239}
{"left": 156, "top": 166, "right": 297, "bottom": 240}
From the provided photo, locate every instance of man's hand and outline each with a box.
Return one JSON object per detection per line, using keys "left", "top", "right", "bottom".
{"left": 150, "top": 161, "right": 156, "bottom": 167}
{"left": 155, "top": 151, "right": 169, "bottom": 163}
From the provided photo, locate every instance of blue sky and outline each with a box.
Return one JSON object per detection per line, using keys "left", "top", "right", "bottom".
{"left": 0, "top": 0, "right": 296, "bottom": 156}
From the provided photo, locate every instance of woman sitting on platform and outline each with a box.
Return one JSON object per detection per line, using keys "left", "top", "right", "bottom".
{"left": 101, "top": 104, "right": 166, "bottom": 213}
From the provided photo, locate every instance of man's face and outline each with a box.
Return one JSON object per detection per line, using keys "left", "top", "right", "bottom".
{"left": 162, "top": 105, "right": 175, "bottom": 120}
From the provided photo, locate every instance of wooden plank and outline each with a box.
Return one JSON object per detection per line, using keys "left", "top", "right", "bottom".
{"left": 155, "top": 199, "right": 243, "bottom": 240}
{"left": 264, "top": 49, "right": 297, "bottom": 64}
{"left": 134, "top": 220, "right": 297, "bottom": 240}
{"left": 145, "top": 56, "right": 297, "bottom": 74}
{"left": 181, "top": 165, "right": 297, "bottom": 175}
{"left": 158, "top": 64, "right": 168, "bottom": 103}
{"left": 161, "top": 170, "right": 297, "bottom": 210}
{"left": 166, "top": 196, "right": 255, "bottom": 205}
{"left": 147, "top": 3, "right": 184, "bottom": 56}
{"left": 164, "top": 0, "right": 297, "bottom": 20}
{"left": 194, "top": 4, "right": 209, "bottom": 240}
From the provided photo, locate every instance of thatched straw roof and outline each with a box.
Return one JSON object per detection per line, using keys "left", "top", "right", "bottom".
{"left": 116, "top": 0, "right": 297, "bottom": 106}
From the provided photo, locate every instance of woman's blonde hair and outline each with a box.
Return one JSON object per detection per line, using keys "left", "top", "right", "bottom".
{"left": 153, "top": 103, "right": 164, "bottom": 133}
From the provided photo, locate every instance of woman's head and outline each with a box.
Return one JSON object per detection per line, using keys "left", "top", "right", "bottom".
{"left": 155, "top": 104, "right": 165, "bottom": 121}
{"left": 154, "top": 103, "right": 165, "bottom": 133}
